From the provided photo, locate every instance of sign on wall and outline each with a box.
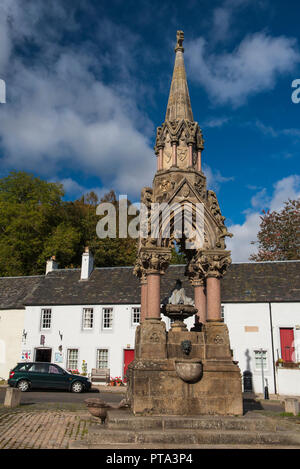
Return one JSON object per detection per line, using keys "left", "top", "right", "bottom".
{"left": 55, "top": 352, "right": 63, "bottom": 363}
{"left": 21, "top": 350, "right": 32, "bottom": 361}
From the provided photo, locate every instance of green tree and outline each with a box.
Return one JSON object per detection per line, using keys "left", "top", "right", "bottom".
{"left": 250, "top": 199, "right": 300, "bottom": 261}
{"left": 0, "top": 171, "right": 64, "bottom": 276}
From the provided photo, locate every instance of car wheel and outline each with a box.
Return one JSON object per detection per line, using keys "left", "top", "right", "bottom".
{"left": 17, "top": 379, "right": 30, "bottom": 392}
{"left": 71, "top": 381, "right": 84, "bottom": 393}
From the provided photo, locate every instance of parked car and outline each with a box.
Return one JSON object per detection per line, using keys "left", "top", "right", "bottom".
{"left": 8, "top": 362, "right": 91, "bottom": 393}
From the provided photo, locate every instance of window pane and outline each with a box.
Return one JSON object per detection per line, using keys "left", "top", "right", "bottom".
{"left": 28, "top": 363, "right": 49, "bottom": 373}
{"left": 103, "top": 308, "right": 113, "bottom": 329}
{"left": 41, "top": 309, "right": 51, "bottom": 329}
{"left": 254, "top": 350, "right": 267, "bottom": 369}
{"left": 67, "top": 349, "right": 78, "bottom": 370}
{"left": 49, "top": 365, "right": 63, "bottom": 374}
{"left": 83, "top": 308, "right": 93, "bottom": 329}
{"left": 132, "top": 307, "right": 140, "bottom": 325}
{"left": 97, "top": 349, "right": 108, "bottom": 369}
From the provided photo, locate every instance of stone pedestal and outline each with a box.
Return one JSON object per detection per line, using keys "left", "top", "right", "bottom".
{"left": 4, "top": 386, "right": 21, "bottom": 408}
{"left": 127, "top": 319, "right": 243, "bottom": 416}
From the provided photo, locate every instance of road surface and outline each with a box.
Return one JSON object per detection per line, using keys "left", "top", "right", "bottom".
{"left": 0, "top": 386, "right": 124, "bottom": 406}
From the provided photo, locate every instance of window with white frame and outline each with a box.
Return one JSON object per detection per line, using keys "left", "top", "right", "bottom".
{"left": 132, "top": 307, "right": 140, "bottom": 325}
{"left": 102, "top": 307, "right": 113, "bottom": 329}
{"left": 41, "top": 309, "right": 52, "bottom": 329}
{"left": 82, "top": 308, "right": 94, "bottom": 329}
{"left": 96, "top": 349, "right": 109, "bottom": 369}
{"left": 67, "top": 349, "right": 78, "bottom": 370}
{"left": 254, "top": 350, "right": 267, "bottom": 370}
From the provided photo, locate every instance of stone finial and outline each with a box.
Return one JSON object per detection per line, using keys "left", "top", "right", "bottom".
{"left": 165, "top": 31, "right": 193, "bottom": 122}
{"left": 175, "top": 30, "right": 184, "bottom": 52}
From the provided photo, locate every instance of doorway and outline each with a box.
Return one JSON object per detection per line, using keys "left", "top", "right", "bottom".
{"left": 280, "top": 328, "right": 295, "bottom": 362}
{"left": 35, "top": 348, "right": 52, "bottom": 362}
{"left": 123, "top": 349, "right": 134, "bottom": 383}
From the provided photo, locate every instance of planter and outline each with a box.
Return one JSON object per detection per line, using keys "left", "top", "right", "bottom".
{"left": 85, "top": 398, "right": 109, "bottom": 424}
{"left": 175, "top": 360, "right": 203, "bottom": 383}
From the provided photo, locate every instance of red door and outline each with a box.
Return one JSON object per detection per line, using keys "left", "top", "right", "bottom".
{"left": 123, "top": 349, "right": 135, "bottom": 383}
{"left": 280, "top": 328, "right": 295, "bottom": 362}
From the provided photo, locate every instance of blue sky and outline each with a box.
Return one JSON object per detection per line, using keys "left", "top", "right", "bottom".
{"left": 0, "top": 0, "right": 299, "bottom": 261}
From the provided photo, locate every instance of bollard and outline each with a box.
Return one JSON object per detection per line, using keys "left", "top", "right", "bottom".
{"left": 4, "top": 386, "right": 21, "bottom": 408}
{"left": 285, "top": 398, "right": 300, "bottom": 416}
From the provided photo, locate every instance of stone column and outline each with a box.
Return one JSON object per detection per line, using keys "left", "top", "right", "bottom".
{"left": 193, "top": 280, "right": 207, "bottom": 323}
{"left": 206, "top": 276, "right": 221, "bottom": 321}
{"left": 146, "top": 273, "right": 161, "bottom": 318}
{"left": 171, "top": 142, "right": 177, "bottom": 167}
{"left": 188, "top": 144, "right": 193, "bottom": 167}
{"left": 157, "top": 147, "right": 163, "bottom": 171}
{"left": 197, "top": 150, "right": 202, "bottom": 172}
{"left": 139, "top": 247, "right": 172, "bottom": 320}
{"left": 140, "top": 274, "right": 147, "bottom": 322}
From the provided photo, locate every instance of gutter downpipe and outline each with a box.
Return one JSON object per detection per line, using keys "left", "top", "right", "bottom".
{"left": 269, "top": 302, "right": 277, "bottom": 395}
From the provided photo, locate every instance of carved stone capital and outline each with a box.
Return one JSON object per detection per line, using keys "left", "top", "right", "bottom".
{"left": 133, "top": 260, "right": 147, "bottom": 282}
{"left": 189, "top": 250, "right": 232, "bottom": 280}
{"left": 139, "top": 247, "right": 172, "bottom": 275}
{"left": 185, "top": 261, "right": 206, "bottom": 286}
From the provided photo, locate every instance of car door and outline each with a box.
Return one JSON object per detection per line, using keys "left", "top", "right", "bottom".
{"left": 48, "top": 364, "right": 70, "bottom": 390}
{"left": 27, "top": 363, "right": 50, "bottom": 388}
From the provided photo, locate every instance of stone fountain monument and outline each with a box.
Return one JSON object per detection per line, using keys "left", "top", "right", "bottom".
{"left": 128, "top": 31, "right": 243, "bottom": 416}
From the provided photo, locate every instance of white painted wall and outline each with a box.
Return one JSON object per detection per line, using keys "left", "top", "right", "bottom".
{"left": 0, "top": 309, "right": 25, "bottom": 379}
{"left": 224, "top": 303, "right": 274, "bottom": 394}
{"left": 224, "top": 302, "right": 300, "bottom": 395}
{"left": 276, "top": 368, "right": 300, "bottom": 395}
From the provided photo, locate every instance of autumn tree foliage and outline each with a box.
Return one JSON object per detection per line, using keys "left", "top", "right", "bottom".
{"left": 249, "top": 199, "right": 300, "bottom": 261}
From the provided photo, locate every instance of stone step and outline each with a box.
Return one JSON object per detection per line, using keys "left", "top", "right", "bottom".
{"left": 106, "top": 411, "right": 276, "bottom": 432}
{"left": 88, "top": 427, "right": 300, "bottom": 446}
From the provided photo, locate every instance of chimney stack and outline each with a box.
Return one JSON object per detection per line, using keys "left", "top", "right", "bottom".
{"left": 46, "top": 256, "right": 58, "bottom": 275}
{"left": 80, "top": 247, "right": 94, "bottom": 280}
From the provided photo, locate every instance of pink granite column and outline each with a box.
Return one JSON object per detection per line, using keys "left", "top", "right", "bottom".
{"left": 172, "top": 143, "right": 177, "bottom": 167}
{"left": 206, "top": 276, "right": 221, "bottom": 321}
{"left": 140, "top": 276, "right": 148, "bottom": 322}
{"left": 188, "top": 144, "right": 193, "bottom": 167}
{"left": 197, "top": 150, "right": 202, "bottom": 172}
{"left": 157, "top": 148, "right": 163, "bottom": 171}
{"left": 194, "top": 281, "right": 206, "bottom": 323}
{"left": 147, "top": 273, "right": 161, "bottom": 318}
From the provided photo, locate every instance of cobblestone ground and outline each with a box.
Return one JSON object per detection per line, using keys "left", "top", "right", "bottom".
{"left": 0, "top": 410, "right": 91, "bottom": 449}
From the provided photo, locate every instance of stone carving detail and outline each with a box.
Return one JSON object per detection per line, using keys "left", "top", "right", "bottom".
{"left": 213, "top": 335, "right": 224, "bottom": 345}
{"left": 139, "top": 247, "right": 172, "bottom": 274}
{"left": 187, "top": 250, "right": 231, "bottom": 281}
{"left": 149, "top": 333, "right": 159, "bottom": 343}
{"left": 163, "top": 279, "right": 194, "bottom": 306}
{"left": 155, "top": 119, "right": 204, "bottom": 171}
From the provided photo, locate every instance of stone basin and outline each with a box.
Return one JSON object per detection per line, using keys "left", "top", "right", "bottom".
{"left": 175, "top": 359, "right": 203, "bottom": 383}
{"left": 163, "top": 304, "right": 197, "bottom": 322}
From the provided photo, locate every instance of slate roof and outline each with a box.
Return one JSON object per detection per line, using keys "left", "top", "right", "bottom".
{"left": 21, "top": 260, "right": 300, "bottom": 306}
{"left": 0, "top": 275, "right": 43, "bottom": 310}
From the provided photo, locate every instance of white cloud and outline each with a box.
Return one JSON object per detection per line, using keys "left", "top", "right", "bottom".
{"left": 227, "top": 175, "right": 300, "bottom": 261}
{"left": 203, "top": 164, "right": 234, "bottom": 193}
{"left": 203, "top": 116, "right": 230, "bottom": 128}
{"left": 186, "top": 33, "right": 300, "bottom": 106}
{"left": 0, "top": 1, "right": 155, "bottom": 199}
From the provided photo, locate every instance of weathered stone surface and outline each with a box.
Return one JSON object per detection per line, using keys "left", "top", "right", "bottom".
{"left": 285, "top": 398, "right": 300, "bottom": 416}
{"left": 4, "top": 386, "right": 21, "bottom": 408}
{"left": 128, "top": 319, "right": 243, "bottom": 416}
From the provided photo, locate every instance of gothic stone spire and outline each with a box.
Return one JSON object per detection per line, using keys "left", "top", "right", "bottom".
{"left": 165, "top": 31, "right": 194, "bottom": 122}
